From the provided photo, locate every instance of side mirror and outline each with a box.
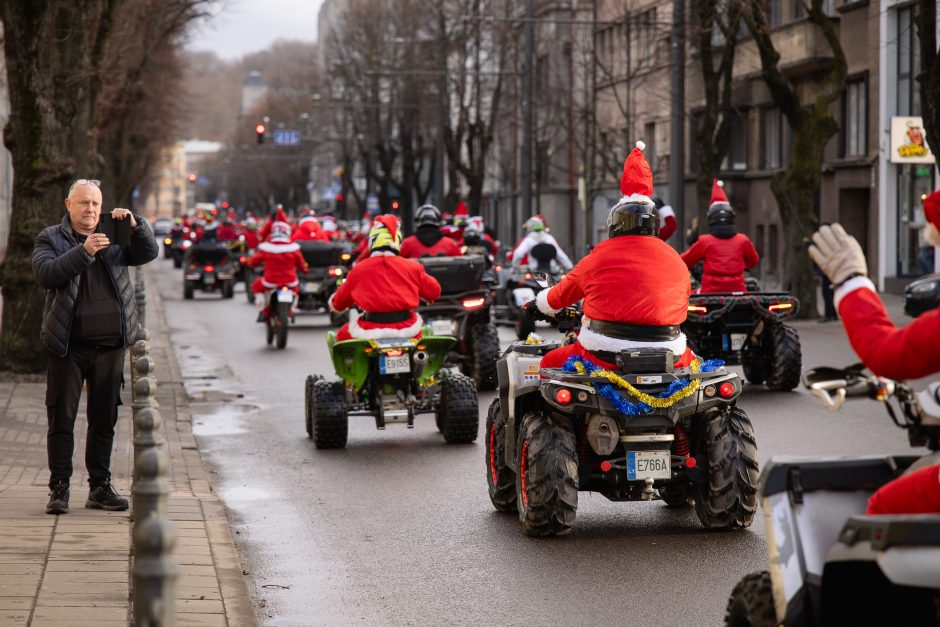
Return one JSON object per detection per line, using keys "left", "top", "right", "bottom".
{"left": 532, "top": 272, "right": 556, "bottom": 289}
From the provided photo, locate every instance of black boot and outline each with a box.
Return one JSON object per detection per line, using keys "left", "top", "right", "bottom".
{"left": 86, "top": 482, "right": 129, "bottom": 511}
{"left": 46, "top": 482, "right": 70, "bottom": 515}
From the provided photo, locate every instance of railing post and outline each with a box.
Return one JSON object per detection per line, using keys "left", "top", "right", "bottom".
{"left": 135, "top": 266, "right": 147, "bottom": 329}
{"left": 131, "top": 329, "right": 177, "bottom": 626}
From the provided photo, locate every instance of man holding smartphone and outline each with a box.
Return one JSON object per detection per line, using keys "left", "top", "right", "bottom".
{"left": 32, "top": 179, "right": 158, "bottom": 515}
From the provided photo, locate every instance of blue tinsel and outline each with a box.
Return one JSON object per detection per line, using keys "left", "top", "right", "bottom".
{"left": 561, "top": 355, "right": 725, "bottom": 415}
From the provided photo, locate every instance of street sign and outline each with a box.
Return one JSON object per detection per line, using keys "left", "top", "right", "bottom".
{"left": 273, "top": 130, "right": 301, "bottom": 146}
{"left": 366, "top": 194, "right": 380, "bottom": 214}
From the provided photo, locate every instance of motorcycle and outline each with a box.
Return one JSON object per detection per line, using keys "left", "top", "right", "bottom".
{"left": 171, "top": 230, "right": 196, "bottom": 268}
{"left": 682, "top": 284, "right": 803, "bottom": 391}
{"left": 182, "top": 246, "right": 237, "bottom": 300}
{"left": 725, "top": 365, "right": 940, "bottom": 626}
{"left": 416, "top": 254, "right": 501, "bottom": 390}
{"left": 486, "top": 280, "right": 757, "bottom": 536}
{"left": 305, "top": 323, "right": 479, "bottom": 449}
{"left": 262, "top": 286, "right": 295, "bottom": 349}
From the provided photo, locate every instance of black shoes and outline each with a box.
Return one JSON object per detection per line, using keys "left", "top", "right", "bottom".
{"left": 256, "top": 312, "right": 266, "bottom": 323}
{"left": 46, "top": 482, "right": 70, "bottom": 515}
{"left": 86, "top": 482, "right": 129, "bottom": 511}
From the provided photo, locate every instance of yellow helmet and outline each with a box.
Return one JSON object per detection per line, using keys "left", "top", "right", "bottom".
{"left": 368, "top": 214, "right": 403, "bottom": 252}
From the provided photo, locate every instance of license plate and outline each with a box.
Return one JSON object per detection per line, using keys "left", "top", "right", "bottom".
{"left": 380, "top": 354, "right": 410, "bottom": 374}
{"left": 431, "top": 319, "right": 455, "bottom": 336}
{"left": 277, "top": 290, "right": 294, "bottom": 303}
{"left": 304, "top": 282, "right": 320, "bottom": 293}
{"left": 730, "top": 334, "right": 747, "bottom": 350}
{"left": 513, "top": 287, "right": 536, "bottom": 306}
{"left": 627, "top": 450, "right": 671, "bottom": 481}
{"left": 204, "top": 276, "right": 215, "bottom": 284}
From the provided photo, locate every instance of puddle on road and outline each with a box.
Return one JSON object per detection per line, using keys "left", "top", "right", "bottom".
{"left": 219, "top": 485, "right": 275, "bottom": 503}
{"left": 191, "top": 403, "right": 257, "bottom": 436}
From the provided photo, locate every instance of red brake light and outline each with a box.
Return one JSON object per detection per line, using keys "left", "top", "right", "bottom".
{"left": 554, "top": 388, "right": 572, "bottom": 404}
{"left": 687, "top": 305, "right": 708, "bottom": 314}
{"left": 461, "top": 296, "right": 486, "bottom": 310}
{"left": 718, "top": 382, "right": 735, "bottom": 398}
{"left": 385, "top": 349, "right": 404, "bottom": 357}
{"left": 600, "top": 460, "right": 612, "bottom": 472}
{"left": 769, "top": 303, "right": 793, "bottom": 312}
{"left": 495, "top": 264, "right": 503, "bottom": 271}
{"left": 524, "top": 273, "right": 533, "bottom": 280}
{"left": 203, "top": 265, "right": 215, "bottom": 272}
{"left": 330, "top": 267, "right": 344, "bottom": 277}
{"left": 239, "top": 256, "right": 247, "bottom": 263}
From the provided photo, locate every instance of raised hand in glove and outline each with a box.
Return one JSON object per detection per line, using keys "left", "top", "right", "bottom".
{"left": 808, "top": 223, "right": 867, "bottom": 287}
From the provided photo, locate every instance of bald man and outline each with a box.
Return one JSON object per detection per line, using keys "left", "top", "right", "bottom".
{"left": 32, "top": 179, "right": 158, "bottom": 515}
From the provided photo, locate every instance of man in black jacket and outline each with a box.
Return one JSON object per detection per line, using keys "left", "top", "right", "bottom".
{"left": 32, "top": 179, "right": 158, "bottom": 515}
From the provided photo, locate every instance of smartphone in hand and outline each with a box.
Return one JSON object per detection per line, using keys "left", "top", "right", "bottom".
{"left": 96, "top": 212, "right": 131, "bottom": 246}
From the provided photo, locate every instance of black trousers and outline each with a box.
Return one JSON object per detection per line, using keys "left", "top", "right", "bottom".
{"left": 46, "top": 343, "right": 125, "bottom": 488}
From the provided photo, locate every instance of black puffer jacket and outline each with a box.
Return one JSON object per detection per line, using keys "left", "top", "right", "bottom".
{"left": 32, "top": 214, "right": 158, "bottom": 356}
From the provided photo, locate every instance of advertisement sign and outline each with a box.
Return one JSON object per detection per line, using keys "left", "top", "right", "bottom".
{"left": 890, "top": 117, "right": 934, "bottom": 164}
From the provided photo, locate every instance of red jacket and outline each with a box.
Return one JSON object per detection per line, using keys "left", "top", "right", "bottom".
{"left": 540, "top": 236, "right": 690, "bottom": 326}
{"left": 243, "top": 231, "right": 260, "bottom": 250}
{"left": 248, "top": 241, "right": 309, "bottom": 288}
{"left": 400, "top": 234, "right": 463, "bottom": 258}
{"left": 441, "top": 225, "right": 464, "bottom": 242}
{"left": 330, "top": 254, "right": 441, "bottom": 314}
{"left": 681, "top": 233, "right": 759, "bottom": 293}
{"left": 292, "top": 221, "right": 329, "bottom": 242}
{"left": 838, "top": 282, "right": 940, "bottom": 380}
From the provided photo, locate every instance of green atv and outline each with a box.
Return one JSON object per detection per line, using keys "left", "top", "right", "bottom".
{"left": 304, "top": 328, "right": 480, "bottom": 449}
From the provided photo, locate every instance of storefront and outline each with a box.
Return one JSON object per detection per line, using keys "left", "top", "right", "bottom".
{"left": 892, "top": 117, "right": 936, "bottom": 277}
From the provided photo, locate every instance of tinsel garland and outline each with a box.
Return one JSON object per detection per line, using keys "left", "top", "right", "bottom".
{"left": 562, "top": 355, "right": 725, "bottom": 415}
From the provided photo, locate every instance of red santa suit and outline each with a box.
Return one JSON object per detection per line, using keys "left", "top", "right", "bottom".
{"left": 441, "top": 200, "right": 469, "bottom": 242}
{"left": 217, "top": 223, "right": 239, "bottom": 241}
{"left": 248, "top": 210, "right": 309, "bottom": 297}
{"left": 658, "top": 204, "right": 677, "bottom": 242}
{"left": 243, "top": 229, "right": 260, "bottom": 250}
{"left": 400, "top": 227, "right": 463, "bottom": 258}
{"left": 538, "top": 143, "right": 694, "bottom": 371}
{"left": 292, "top": 217, "right": 329, "bottom": 242}
{"left": 329, "top": 216, "right": 442, "bottom": 341}
{"left": 680, "top": 180, "right": 759, "bottom": 293}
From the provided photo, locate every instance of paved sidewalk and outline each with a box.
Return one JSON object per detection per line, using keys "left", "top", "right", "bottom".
{"left": 0, "top": 270, "right": 256, "bottom": 626}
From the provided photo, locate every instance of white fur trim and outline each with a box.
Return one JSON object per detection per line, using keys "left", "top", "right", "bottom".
{"left": 578, "top": 316, "right": 687, "bottom": 356}
{"left": 262, "top": 278, "right": 299, "bottom": 289}
{"left": 259, "top": 241, "right": 300, "bottom": 253}
{"left": 635, "top": 140, "right": 646, "bottom": 151}
{"left": 536, "top": 288, "right": 561, "bottom": 316}
{"left": 659, "top": 205, "right": 675, "bottom": 219}
{"left": 348, "top": 314, "right": 423, "bottom": 340}
{"left": 615, "top": 194, "right": 655, "bottom": 207}
{"left": 925, "top": 223, "right": 940, "bottom": 247}
{"left": 328, "top": 293, "right": 346, "bottom": 314}
{"left": 834, "top": 276, "right": 876, "bottom": 310}
{"left": 273, "top": 220, "right": 291, "bottom": 230}
{"left": 298, "top": 215, "right": 316, "bottom": 224}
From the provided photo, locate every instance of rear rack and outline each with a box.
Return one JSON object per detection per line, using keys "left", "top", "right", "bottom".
{"left": 687, "top": 292, "right": 799, "bottom": 323}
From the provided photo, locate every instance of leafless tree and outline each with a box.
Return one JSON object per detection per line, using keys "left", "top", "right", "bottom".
{"left": 914, "top": 1, "right": 940, "bottom": 152}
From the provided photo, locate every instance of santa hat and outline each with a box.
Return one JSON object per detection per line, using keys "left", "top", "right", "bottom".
{"left": 269, "top": 208, "right": 292, "bottom": 242}
{"left": 923, "top": 190, "right": 940, "bottom": 246}
{"left": 710, "top": 179, "right": 730, "bottom": 207}
{"left": 455, "top": 200, "right": 469, "bottom": 217}
{"left": 618, "top": 141, "right": 654, "bottom": 205}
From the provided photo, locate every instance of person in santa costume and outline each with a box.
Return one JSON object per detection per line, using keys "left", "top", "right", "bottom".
{"left": 507, "top": 213, "right": 549, "bottom": 265}
{"left": 247, "top": 209, "right": 309, "bottom": 321}
{"left": 241, "top": 218, "right": 260, "bottom": 250}
{"left": 329, "top": 215, "right": 441, "bottom": 342}
{"left": 441, "top": 200, "right": 469, "bottom": 242}
{"left": 292, "top": 211, "right": 329, "bottom": 242}
{"left": 653, "top": 196, "right": 677, "bottom": 242}
{"left": 400, "top": 205, "right": 463, "bottom": 258}
{"left": 510, "top": 216, "right": 573, "bottom": 273}
{"left": 809, "top": 200, "right": 940, "bottom": 515}
{"left": 680, "top": 179, "right": 759, "bottom": 293}
{"left": 530, "top": 141, "right": 694, "bottom": 371}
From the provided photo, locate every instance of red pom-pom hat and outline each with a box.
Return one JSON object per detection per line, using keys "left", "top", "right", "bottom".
{"left": 617, "top": 141, "right": 654, "bottom": 206}
{"left": 709, "top": 179, "right": 730, "bottom": 207}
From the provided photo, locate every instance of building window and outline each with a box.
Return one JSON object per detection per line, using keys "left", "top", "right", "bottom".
{"left": 722, "top": 109, "right": 748, "bottom": 171}
{"left": 897, "top": 6, "right": 921, "bottom": 116}
{"left": 635, "top": 8, "right": 657, "bottom": 68}
{"left": 841, "top": 77, "right": 867, "bottom": 158}
{"left": 767, "top": 0, "right": 782, "bottom": 28}
{"left": 762, "top": 108, "right": 782, "bottom": 169}
{"left": 644, "top": 122, "right": 656, "bottom": 172}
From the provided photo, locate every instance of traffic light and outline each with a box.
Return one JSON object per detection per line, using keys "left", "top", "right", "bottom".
{"left": 255, "top": 124, "right": 266, "bottom": 144}
{"left": 391, "top": 200, "right": 400, "bottom": 211}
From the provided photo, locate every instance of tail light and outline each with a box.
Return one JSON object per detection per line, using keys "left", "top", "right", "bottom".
{"left": 329, "top": 267, "right": 344, "bottom": 277}
{"left": 239, "top": 256, "right": 247, "bottom": 264}
{"left": 384, "top": 349, "right": 404, "bottom": 357}
{"left": 189, "top": 263, "right": 198, "bottom": 269}
{"left": 554, "top": 388, "right": 572, "bottom": 404}
{"left": 164, "top": 238, "right": 172, "bottom": 245}
{"left": 203, "top": 265, "right": 215, "bottom": 272}
{"left": 524, "top": 273, "right": 533, "bottom": 280}
{"left": 718, "top": 382, "right": 735, "bottom": 398}
{"left": 687, "top": 305, "right": 708, "bottom": 314}
{"left": 461, "top": 296, "right": 486, "bottom": 310}
{"left": 341, "top": 253, "right": 352, "bottom": 262}
{"left": 495, "top": 264, "right": 503, "bottom": 271}
{"left": 769, "top": 303, "right": 792, "bottom": 312}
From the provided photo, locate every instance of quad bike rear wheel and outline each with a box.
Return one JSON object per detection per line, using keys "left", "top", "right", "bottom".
{"left": 304, "top": 375, "right": 323, "bottom": 438}
{"left": 694, "top": 406, "right": 759, "bottom": 530}
{"left": 741, "top": 348, "right": 767, "bottom": 385}
{"left": 438, "top": 374, "right": 479, "bottom": 444}
{"left": 223, "top": 281, "right": 235, "bottom": 299}
{"left": 765, "top": 323, "right": 801, "bottom": 391}
{"left": 471, "top": 323, "right": 500, "bottom": 391}
{"left": 312, "top": 380, "right": 348, "bottom": 449}
{"left": 183, "top": 281, "right": 195, "bottom": 300}
{"left": 724, "top": 571, "right": 776, "bottom": 627}
{"left": 485, "top": 399, "right": 516, "bottom": 513}
{"left": 173, "top": 254, "right": 183, "bottom": 269}
{"left": 515, "top": 412, "right": 578, "bottom": 536}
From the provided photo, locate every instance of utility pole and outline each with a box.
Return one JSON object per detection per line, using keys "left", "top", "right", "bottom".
{"left": 669, "top": 0, "right": 685, "bottom": 244}
{"left": 435, "top": 19, "right": 447, "bottom": 210}
{"left": 521, "top": 0, "right": 535, "bottom": 218}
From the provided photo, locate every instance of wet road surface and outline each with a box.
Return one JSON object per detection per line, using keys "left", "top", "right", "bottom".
{"left": 150, "top": 256, "right": 922, "bottom": 626}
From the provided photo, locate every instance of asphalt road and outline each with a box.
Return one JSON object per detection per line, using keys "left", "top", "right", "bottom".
{"left": 150, "top": 253, "right": 925, "bottom": 627}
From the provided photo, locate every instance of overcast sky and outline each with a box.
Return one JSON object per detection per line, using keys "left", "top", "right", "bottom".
{"left": 188, "top": 0, "right": 325, "bottom": 61}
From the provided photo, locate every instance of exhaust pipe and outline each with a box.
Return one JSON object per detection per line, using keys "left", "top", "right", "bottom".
{"left": 412, "top": 351, "right": 429, "bottom": 380}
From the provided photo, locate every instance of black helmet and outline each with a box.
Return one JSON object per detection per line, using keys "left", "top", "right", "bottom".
{"left": 415, "top": 204, "right": 442, "bottom": 227}
{"left": 608, "top": 201, "right": 659, "bottom": 237}
{"left": 651, "top": 196, "right": 665, "bottom": 210}
{"left": 707, "top": 202, "right": 735, "bottom": 227}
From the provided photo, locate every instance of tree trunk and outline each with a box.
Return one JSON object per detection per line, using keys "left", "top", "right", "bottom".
{"left": 0, "top": 2, "right": 117, "bottom": 372}
{"left": 915, "top": 0, "right": 940, "bottom": 152}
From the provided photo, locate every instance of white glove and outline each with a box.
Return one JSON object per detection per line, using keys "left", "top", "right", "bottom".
{"left": 808, "top": 223, "right": 867, "bottom": 286}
